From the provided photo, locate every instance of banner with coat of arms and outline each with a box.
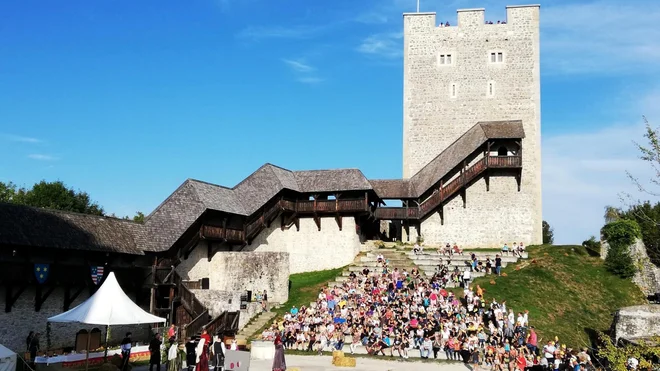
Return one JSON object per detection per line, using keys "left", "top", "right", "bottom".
{"left": 91, "top": 266, "right": 105, "bottom": 285}
{"left": 34, "top": 264, "right": 50, "bottom": 284}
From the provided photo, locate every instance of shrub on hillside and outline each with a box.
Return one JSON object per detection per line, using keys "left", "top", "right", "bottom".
{"left": 619, "top": 201, "right": 660, "bottom": 267}
{"left": 582, "top": 236, "right": 601, "bottom": 256}
{"left": 602, "top": 220, "right": 641, "bottom": 279}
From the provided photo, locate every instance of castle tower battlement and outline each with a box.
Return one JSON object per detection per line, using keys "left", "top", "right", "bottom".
{"left": 402, "top": 4, "right": 542, "bottom": 246}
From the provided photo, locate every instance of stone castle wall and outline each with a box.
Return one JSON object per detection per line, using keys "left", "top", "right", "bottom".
{"left": 403, "top": 174, "right": 533, "bottom": 248}
{"left": 0, "top": 288, "right": 148, "bottom": 353}
{"left": 245, "top": 217, "right": 362, "bottom": 273}
{"left": 176, "top": 245, "right": 290, "bottom": 304}
{"left": 601, "top": 237, "right": 660, "bottom": 296}
{"left": 613, "top": 305, "right": 660, "bottom": 342}
{"left": 402, "top": 6, "right": 542, "bottom": 246}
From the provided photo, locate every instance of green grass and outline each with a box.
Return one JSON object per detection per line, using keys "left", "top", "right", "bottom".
{"left": 247, "top": 267, "right": 346, "bottom": 341}
{"left": 273, "top": 267, "right": 346, "bottom": 317}
{"left": 467, "top": 244, "right": 647, "bottom": 348}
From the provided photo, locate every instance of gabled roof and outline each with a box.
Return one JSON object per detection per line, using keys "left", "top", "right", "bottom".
{"left": 0, "top": 121, "right": 525, "bottom": 255}
{"left": 0, "top": 202, "right": 144, "bottom": 255}
{"left": 410, "top": 120, "right": 525, "bottom": 196}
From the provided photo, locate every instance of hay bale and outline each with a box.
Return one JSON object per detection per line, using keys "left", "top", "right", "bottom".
{"left": 288, "top": 368, "right": 301, "bottom": 371}
{"left": 334, "top": 356, "right": 356, "bottom": 367}
{"left": 331, "top": 350, "right": 345, "bottom": 365}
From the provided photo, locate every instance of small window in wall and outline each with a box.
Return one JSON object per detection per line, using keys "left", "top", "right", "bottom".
{"left": 488, "top": 81, "right": 495, "bottom": 96}
{"left": 490, "top": 52, "right": 504, "bottom": 63}
{"left": 438, "top": 53, "right": 453, "bottom": 65}
{"left": 497, "top": 146, "right": 508, "bottom": 156}
{"left": 451, "top": 83, "right": 457, "bottom": 98}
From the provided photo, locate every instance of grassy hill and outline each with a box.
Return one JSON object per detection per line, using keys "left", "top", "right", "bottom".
{"left": 468, "top": 244, "right": 647, "bottom": 348}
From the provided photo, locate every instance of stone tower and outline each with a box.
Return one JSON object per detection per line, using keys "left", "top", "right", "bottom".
{"left": 402, "top": 5, "right": 543, "bottom": 247}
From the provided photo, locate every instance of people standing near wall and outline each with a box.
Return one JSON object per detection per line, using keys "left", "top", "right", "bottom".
{"left": 149, "top": 333, "right": 162, "bottom": 371}
{"left": 272, "top": 334, "right": 287, "bottom": 371}
{"left": 120, "top": 332, "right": 132, "bottom": 371}
{"left": 262, "top": 290, "right": 268, "bottom": 312}
{"left": 212, "top": 335, "right": 226, "bottom": 371}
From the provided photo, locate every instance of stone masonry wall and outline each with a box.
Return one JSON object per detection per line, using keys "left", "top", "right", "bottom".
{"left": 613, "top": 305, "right": 660, "bottom": 342}
{"left": 177, "top": 245, "right": 290, "bottom": 305}
{"left": 600, "top": 238, "right": 660, "bottom": 296}
{"left": 402, "top": 6, "right": 542, "bottom": 246}
{"left": 404, "top": 174, "right": 533, "bottom": 248}
{"left": 0, "top": 287, "right": 149, "bottom": 353}
{"left": 246, "top": 217, "right": 362, "bottom": 274}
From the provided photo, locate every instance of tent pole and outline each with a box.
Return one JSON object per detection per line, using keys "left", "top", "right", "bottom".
{"left": 104, "top": 325, "right": 110, "bottom": 362}
{"left": 85, "top": 328, "right": 91, "bottom": 371}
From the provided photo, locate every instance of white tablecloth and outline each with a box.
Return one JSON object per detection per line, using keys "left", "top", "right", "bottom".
{"left": 35, "top": 345, "right": 150, "bottom": 364}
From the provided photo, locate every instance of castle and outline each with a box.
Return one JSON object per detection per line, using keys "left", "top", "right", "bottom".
{"left": 0, "top": 5, "right": 541, "bottom": 352}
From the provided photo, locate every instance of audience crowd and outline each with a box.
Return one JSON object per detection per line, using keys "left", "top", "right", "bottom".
{"left": 260, "top": 247, "right": 596, "bottom": 371}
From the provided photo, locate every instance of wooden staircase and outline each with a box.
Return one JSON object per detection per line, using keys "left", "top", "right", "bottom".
{"left": 150, "top": 266, "right": 240, "bottom": 340}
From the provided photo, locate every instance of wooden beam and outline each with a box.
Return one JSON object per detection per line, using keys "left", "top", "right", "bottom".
{"left": 485, "top": 170, "right": 490, "bottom": 192}
{"left": 461, "top": 189, "right": 466, "bottom": 208}
{"left": 516, "top": 169, "right": 522, "bottom": 192}
{"left": 35, "top": 284, "right": 56, "bottom": 312}
{"left": 5, "top": 283, "right": 27, "bottom": 313}
{"left": 335, "top": 215, "right": 343, "bottom": 231}
{"left": 63, "top": 285, "right": 85, "bottom": 311}
{"left": 314, "top": 216, "right": 321, "bottom": 231}
{"left": 207, "top": 242, "right": 213, "bottom": 262}
{"left": 280, "top": 214, "right": 286, "bottom": 231}
{"left": 294, "top": 216, "right": 300, "bottom": 232}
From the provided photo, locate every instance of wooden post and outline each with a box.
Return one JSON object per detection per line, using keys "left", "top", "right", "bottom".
{"left": 149, "top": 263, "right": 156, "bottom": 314}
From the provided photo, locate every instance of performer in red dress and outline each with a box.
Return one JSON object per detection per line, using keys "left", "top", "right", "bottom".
{"left": 195, "top": 329, "right": 211, "bottom": 371}
{"left": 272, "top": 334, "right": 287, "bottom": 371}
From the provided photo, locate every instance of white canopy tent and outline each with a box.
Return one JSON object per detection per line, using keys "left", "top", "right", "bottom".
{"left": 0, "top": 344, "right": 16, "bottom": 371}
{"left": 49, "top": 271, "right": 165, "bottom": 325}
{"left": 48, "top": 272, "right": 166, "bottom": 370}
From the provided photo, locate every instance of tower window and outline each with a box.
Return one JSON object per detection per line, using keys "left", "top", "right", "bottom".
{"left": 439, "top": 53, "right": 453, "bottom": 65}
{"left": 488, "top": 81, "right": 495, "bottom": 96}
{"left": 451, "top": 83, "right": 457, "bottom": 98}
{"left": 490, "top": 52, "right": 504, "bottom": 63}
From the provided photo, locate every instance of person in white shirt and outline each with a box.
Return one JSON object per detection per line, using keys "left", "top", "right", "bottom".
{"left": 463, "top": 269, "right": 471, "bottom": 287}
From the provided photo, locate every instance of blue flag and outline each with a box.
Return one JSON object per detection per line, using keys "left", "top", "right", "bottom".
{"left": 34, "top": 264, "right": 50, "bottom": 284}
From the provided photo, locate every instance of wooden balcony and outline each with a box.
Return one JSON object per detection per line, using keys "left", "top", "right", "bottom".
{"left": 375, "top": 155, "right": 521, "bottom": 220}
{"left": 488, "top": 155, "right": 522, "bottom": 168}
{"left": 200, "top": 225, "right": 245, "bottom": 243}
{"left": 374, "top": 207, "right": 420, "bottom": 220}
{"left": 279, "top": 198, "right": 367, "bottom": 214}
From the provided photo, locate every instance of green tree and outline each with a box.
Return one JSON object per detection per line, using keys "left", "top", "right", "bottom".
{"left": 542, "top": 220, "right": 554, "bottom": 244}
{"left": 602, "top": 219, "right": 640, "bottom": 278}
{"left": 619, "top": 201, "right": 660, "bottom": 266}
{"left": 133, "top": 211, "right": 145, "bottom": 223}
{"left": 0, "top": 181, "right": 17, "bottom": 202}
{"left": 6, "top": 180, "right": 104, "bottom": 215}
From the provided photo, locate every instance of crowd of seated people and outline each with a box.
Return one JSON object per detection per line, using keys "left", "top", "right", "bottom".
{"left": 261, "top": 252, "right": 594, "bottom": 371}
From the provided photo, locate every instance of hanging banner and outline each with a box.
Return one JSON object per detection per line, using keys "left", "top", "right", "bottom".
{"left": 90, "top": 266, "right": 105, "bottom": 285}
{"left": 34, "top": 264, "right": 50, "bottom": 284}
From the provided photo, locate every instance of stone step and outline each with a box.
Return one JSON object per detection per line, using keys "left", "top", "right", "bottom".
{"left": 421, "top": 270, "right": 486, "bottom": 278}
{"left": 285, "top": 342, "right": 458, "bottom": 361}
{"left": 413, "top": 261, "right": 509, "bottom": 269}
{"left": 346, "top": 266, "right": 416, "bottom": 272}
{"left": 359, "top": 256, "right": 411, "bottom": 263}
{"left": 405, "top": 252, "right": 528, "bottom": 260}
{"left": 407, "top": 253, "right": 521, "bottom": 261}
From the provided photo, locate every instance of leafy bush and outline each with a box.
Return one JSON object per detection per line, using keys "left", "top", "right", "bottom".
{"left": 602, "top": 220, "right": 641, "bottom": 278}
{"left": 582, "top": 235, "right": 601, "bottom": 256}
{"left": 619, "top": 201, "right": 660, "bottom": 267}
{"left": 597, "top": 332, "right": 660, "bottom": 371}
{"left": 542, "top": 220, "right": 554, "bottom": 244}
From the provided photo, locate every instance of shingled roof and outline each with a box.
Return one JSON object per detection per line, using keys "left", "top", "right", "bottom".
{"left": 0, "top": 121, "right": 524, "bottom": 255}
{"left": 0, "top": 202, "right": 144, "bottom": 255}
{"left": 409, "top": 120, "right": 525, "bottom": 196}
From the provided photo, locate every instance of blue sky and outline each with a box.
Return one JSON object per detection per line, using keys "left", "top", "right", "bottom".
{"left": 1, "top": 0, "right": 659, "bottom": 244}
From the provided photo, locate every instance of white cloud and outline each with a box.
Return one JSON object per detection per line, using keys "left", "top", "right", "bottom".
{"left": 357, "top": 32, "right": 403, "bottom": 59}
{"left": 28, "top": 154, "right": 58, "bottom": 161}
{"left": 3, "top": 134, "right": 42, "bottom": 143}
{"left": 282, "top": 59, "right": 315, "bottom": 73}
{"left": 543, "top": 87, "right": 660, "bottom": 244}
{"left": 542, "top": 1, "right": 660, "bottom": 74}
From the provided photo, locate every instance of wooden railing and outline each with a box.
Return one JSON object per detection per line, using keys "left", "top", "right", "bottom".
{"left": 204, "top": 310, "right": 240, "bottom": 336}
{"left": 181, "top": 309, "right": 210, "bottom": 341}
{"left": 488, "top": 155, "right": 522, "bottom": 168}
{"left": 182, "top": 280, "right": 202, "bottom": 290}
{"left": 374, "top": 207, "right": 420, "bottom": 220}
{"left": 201, "top": 225, "right": 245, "bottom": 242}
{"left": 172, "top": 271, "right": 206, "bottom": 318}
{"left": 375, "top": 155, "right": 521, "bottom": 220}
{"left": 287, "top": 198, "right": 367, "bottom": 214}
